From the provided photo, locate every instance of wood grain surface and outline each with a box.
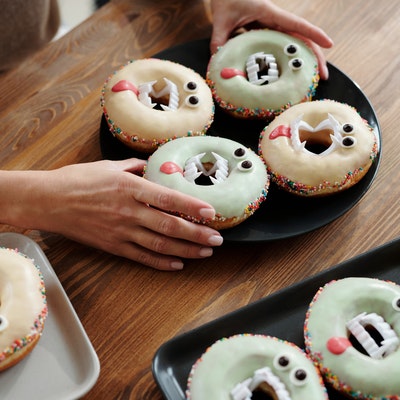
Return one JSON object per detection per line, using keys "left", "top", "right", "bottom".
{"left": 0, "top": 0, "right": 399, "bottom": 399}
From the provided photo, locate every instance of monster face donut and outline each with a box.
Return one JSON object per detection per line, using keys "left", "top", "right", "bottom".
{"left": 101, "top": 58, "right": 215, "bottom": 152}
{"left": 186, "top": 334, "right": 328, "bottom": 399}
{"left": 144, "top": 136, "right": 269, "bottom": 230}
{"left": 259, "top": 100, "right": 378, "bottom": 196}
{"left": 206, "top": 29, "right": 319, "bottom": 119}
{"left": 0, "top": 247, "right": 47, "bottom": 372}
{"left": 304, "top": 277, "right": 400, "bottom": 399}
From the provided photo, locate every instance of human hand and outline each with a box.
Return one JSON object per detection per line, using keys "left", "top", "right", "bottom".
{"left": 209, "top": 0, "right": 333, "bottom": 79}
{"left": 10, "top": 159, "right": 223, "bottom": 271}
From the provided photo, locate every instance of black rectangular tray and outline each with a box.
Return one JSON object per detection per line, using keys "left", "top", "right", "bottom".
{"left": 152, "top": 237, "right": 400, "bottom": 399}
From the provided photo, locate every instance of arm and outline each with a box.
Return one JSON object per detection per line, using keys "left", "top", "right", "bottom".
{"left": 209, "top": 0, "right": 333, "bottom": 79}
{"left": 0, "top": 159, "right": 223, "bottom": 271}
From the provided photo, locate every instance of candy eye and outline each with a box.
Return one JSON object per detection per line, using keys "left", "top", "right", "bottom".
{"left": 341, "top": 136, "right": 357, "bottom": 148}
{"left": 238, "top": 160, "right": 253, "bottom": 171}
{"left": 341, "top": 123, "right": 354, "bottom": 134}
{"left": 273, "top": 354, "right": 291, "bottom": 370}
{"left": 185, "top": 95, "right": 200, "bottom": 108}
{"left": 284, "top": 43, "right": 300, "bottom": 56}
{"left": 233, "top": 147, "right": 246, "bottom": 159}
{"left": 184, "top": 81, "right": 198, "bottom": 92}
{"left": 0, "top": 315, "right": 9, "bottom": 332}
{"left": 392, "top": 297, "right": 400, "bottom": 311}
{"left": 290, "top": 368, "right": 308, "bottom": 386}
{"left": 288, "top": 58, "right": 304, "bottom": 70}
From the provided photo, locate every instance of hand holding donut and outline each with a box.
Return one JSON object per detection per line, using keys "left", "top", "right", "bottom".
{"left": 209, "top": 0, "right": 333, "bottom": 79}
{"left": 0, "top": 159, "right": 223, "bottom": 271}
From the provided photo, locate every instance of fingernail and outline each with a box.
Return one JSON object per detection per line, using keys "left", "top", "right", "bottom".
{"left": 170, "top": 261, "right": 184, "bottom": 270}
{"left": 199, "top": 247, "right": 213, "bottom": 257}
{"left": 208, "top": 234, "right": 223, "bottom": 246}
{"left": 199, "top": 208, "right": 216, "bottom": 219}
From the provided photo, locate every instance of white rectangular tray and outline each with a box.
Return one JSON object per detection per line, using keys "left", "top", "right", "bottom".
{"left": 0, "top": 232, "right": 100, "bottom": 400}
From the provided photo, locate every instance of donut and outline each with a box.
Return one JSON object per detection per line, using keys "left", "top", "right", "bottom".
{"left": 259, "top": 99, "right": 378, "bottom": 196}
{"left": 304, "top": 277, "right": 400, "bottom": 399}
{"left": 144, "top": 136, "right": 269, "bottom": 230}
{"left": 186, "top": 334, "right": 328, "bottom": 399}
{"left": 101, "top": 58, "right": 215, "bottom": 153}
{"left": 206, "top": 29, "right": 319, "bottom": 119}
{"left": 0, "top": 247, "right": 47, "bottom": 372}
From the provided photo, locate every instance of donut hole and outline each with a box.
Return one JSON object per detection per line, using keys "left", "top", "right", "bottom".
{"left": 195, "top": 162, "right": 218, "bottom": 186}
{"left": 348, "top": 324, "right": 385, "bottom": 357}
{"left": 299, "top": 128, "right": 333, "bottom": 154}
{"left": 150, "top": 94, "right": 170, "bottom": 111}
{"left": 251, "top": 382, "right": 278, "bottom": 400}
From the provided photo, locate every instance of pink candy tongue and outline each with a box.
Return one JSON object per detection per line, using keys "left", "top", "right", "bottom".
{"left": 111, "top": 80, "right": 139, "bottom": 95}
{"left": 220, "top": 68, "right": 246, "bottom": 79}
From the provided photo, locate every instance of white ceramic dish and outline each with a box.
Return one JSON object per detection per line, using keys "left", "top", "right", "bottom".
{"left": 0, "top": 232, "right": 100, "bottom": 400}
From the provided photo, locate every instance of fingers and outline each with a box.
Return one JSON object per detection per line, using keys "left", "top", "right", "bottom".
{"left": 131, "top": 177, "right": 217, "bottom": 221}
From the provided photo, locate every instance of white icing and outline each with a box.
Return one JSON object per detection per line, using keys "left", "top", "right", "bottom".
{"left": 0, "top": 248, "right": 46, "bottom": 365}
{"left": 102, "top": 59, "right": 214, "bottom": 145}
{"left": 260, "top": 100, "right": 377, "bottom": 194}
{"left": 305, "top": 277, "right": 400, "bottom": 397}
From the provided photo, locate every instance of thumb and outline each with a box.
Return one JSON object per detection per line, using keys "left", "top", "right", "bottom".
{"left": 210, "top": 17, "right": 232, "bottom": 53}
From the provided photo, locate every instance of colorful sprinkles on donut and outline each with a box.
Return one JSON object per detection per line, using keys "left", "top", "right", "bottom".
{"left": 101, "top": 58, "right": 215, "bottom": 152}
{"left": 304, "top": 277, "right": 400, "bottom": 399}
{"left": 259, "top": 100, "right": 378, "bottom": 196}
{"left": 206, "top": 29, "right": 319, "bottom": 119}
{"left": 186, "top": 334, "right": 328, "bottom": 399}
{"left": 144, "top": 136, "right": 269, "bottom": 230}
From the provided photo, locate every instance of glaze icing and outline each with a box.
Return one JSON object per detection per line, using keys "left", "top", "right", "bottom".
{"left": 186, "top": 334, "right": 328, "bottom": 399}
{"left": 259, "top": 100, "right": 378, "bottom": 196}
{"left": 304, "top": 277, "right": 400, "bottom": 399}
{"left": 101, "top": 58, "right": 215, "bottom": 152}
{"left": 0, "top": 247, "right": 47, "bottom": 371}
{"left": 206, "top": 29, "right": 319, "bottom": 118}
{"left": 144, "top": 136, "right": 269, "bottom": 229}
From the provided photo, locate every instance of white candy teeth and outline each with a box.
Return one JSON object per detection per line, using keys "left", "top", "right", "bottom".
{"left": 246, "top": 52, "right": 279, "bottom": 85}
{"left": 347, "top": 312, "right": 400, "bottom": 359}
{"left": 183, "top": 152, "right": 229, "bottom": 185}
{"left": 138, "top": 78, "right": 179, "bottom": 111}
{"left": 231, "top": 367, "right": 291, "bottom": 400}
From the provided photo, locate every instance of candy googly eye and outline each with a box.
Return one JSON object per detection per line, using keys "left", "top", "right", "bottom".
{"left": 184, "top": 81, "right": 198, "bottom": 92}
{"left": 238, "top": 160, "right": 253, "bottom": 171}
{"left": 233, "top": 147, "right": 246, "bottom": 159}
{"left": 0, "top": 315, "right": 9, "bottom": 332}
{"left": 341, "top": 123, "right": 354, "bottom": 134}
{"left": 392, "top": 297, "right": 400, "bottom": 311}
{"left": 273, "top": 354, "right": 291, "bottom": 370}
{"left": 284, "top": 43, "right": 300, "bottom": 56}
{"left": 185, "top": 95, "right": 200, "bottom": 108}
{"left": 341, "top": 136, "right": 357, "bottom": 148}
{"left": 290, "top": 368, "right": 308, "bottom": 386}
{"left": 288, "top": 58, "right": 304, "bottom": 70}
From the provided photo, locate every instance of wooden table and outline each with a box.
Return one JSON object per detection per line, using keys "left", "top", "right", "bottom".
{"left": 1, "top": 0, "right": 399, "bottom": 398}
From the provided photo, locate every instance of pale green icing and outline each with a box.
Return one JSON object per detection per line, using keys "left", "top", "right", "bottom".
{"left": 207, "top": 30, "right": 318, "bottom": 110}
{"left": 145, "top": 136, "right": 269, "bottom": 219}
{"left": 305, "top": 278, "right": 400, "bottom": 397}
{"left": 186, "top": 335, "right": 327, "bottom": 399}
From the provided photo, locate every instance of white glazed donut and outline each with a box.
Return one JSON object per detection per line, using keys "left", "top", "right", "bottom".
{"left": 186, "top": 334, "right": 328, "bottom": 399}
{"left": 259, "top": 100, "right": 378, "bottom": 196}
{"left": 144, "top": 136, "right": 269, "bottom": 230}
{"left": 0, "top": 247, "right": 47, "bottom": 372}
{"left": 101, "top": 58, "right": 215, "bottom": 153}
{"left": 304, "top": 277, "right": 400, "bottom": 399}
{"left": 206, "top": 29, "right": 319, "bottom": 119}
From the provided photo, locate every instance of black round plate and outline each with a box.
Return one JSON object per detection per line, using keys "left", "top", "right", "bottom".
{"left": 100, "top": 38, "right": 381, "bottom": 243}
